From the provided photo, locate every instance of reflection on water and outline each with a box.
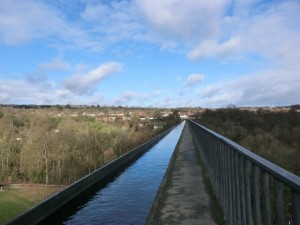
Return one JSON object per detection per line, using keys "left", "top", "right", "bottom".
{"left": 55, "top": 122, "right": 184, "bottom": 225}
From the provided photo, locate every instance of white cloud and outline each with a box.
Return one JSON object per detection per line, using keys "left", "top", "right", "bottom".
{"left": 113, "top": 91, "right": 136, "bottom": 105}
{"left": 39, "top": 58, "right": 71, "bottom": 71}
{"left": 216, "top": 1, "right": 300, "bottom": 67}
{"left": 153, "top": 90, "right": 162, "bottom": 97}
{"left": 81, "top": 1, "right": 143, "bottom": 46}
{"left": 196, "top": 68, "right": 300, "bottom": 107}
{"left": 26, "top": 72, "right": 48, "bottom": 84}
{"left": 0, "top": 0, "right": 89, "bottom": 48}
{"left": 136, "top": 0, "right": 228, "bottom": 46}
{"left": 1, "top": 0, "right": 298, "bottom": 63}
{"left": 176, "top": 77, "right": 182, "bottom": 82}
{"left": 63, "top": 62, "right": 122, "bottom": 94}
{"left": 0, "top": 77, "right": 106, "bottom": 105}
{"left": 0, "top": 79, "right": 54, "bottom": 104}
{"left": 113, "top": 89, "right": 162, "bottom": 106}
{"left": 185, "top": 0, "right": 300, "bottom": 107}
{"left": 240, "top": 1, "right": 300, "bottom": 69}
{"left": 81, "top": 3, "right": 110, "bottom": 21}
{"left": 188, "top": 37, "right": 240, "bottom": 60}
{"left": 186, "top": 74, "right": 204, "bottom": 87}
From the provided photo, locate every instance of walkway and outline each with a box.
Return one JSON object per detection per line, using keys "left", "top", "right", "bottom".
{"left": 146, "top": 123, "right": 217, "bottom": 225}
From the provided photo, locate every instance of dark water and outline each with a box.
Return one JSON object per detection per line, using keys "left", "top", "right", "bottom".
{"left": 54, "top": 122, "right": 184, "bottom": 225}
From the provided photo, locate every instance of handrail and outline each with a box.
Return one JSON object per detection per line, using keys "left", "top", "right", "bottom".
{"left": 188, "top": 119, "right": 300, "bottom": 225}
{"left": 189, "top": 119, "right": 300, "bottom": 192}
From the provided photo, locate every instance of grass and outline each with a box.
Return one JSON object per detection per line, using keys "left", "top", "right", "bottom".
{"left": 200, "top": 164, "right": 225, "bottom": 225}
{"left": 0, "top": 186, "right": 62, "bottom": 224}
{"left": 192, "top": 138, "right": 225, "bottom": 225}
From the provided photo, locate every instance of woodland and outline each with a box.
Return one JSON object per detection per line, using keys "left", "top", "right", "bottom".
{"left": 0, "top": 106, "right": 180, "bottom": 185}
{"left": 195, "top": 107, "right": 300, "bottom": 176}
{"left": 2, "top": 104, "right": 299, "bottom": 187}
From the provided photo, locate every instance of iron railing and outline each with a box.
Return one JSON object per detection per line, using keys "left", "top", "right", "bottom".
{"left": 188, "top": 119, "right": 300, "bottom": 225}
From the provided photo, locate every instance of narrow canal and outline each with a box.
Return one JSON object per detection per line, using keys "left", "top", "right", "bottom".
{"left": 43, "top": 122, "right": 184, "bottom": 225}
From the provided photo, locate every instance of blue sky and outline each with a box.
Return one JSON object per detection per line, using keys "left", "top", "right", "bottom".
{"left": 0, "top": 0, "right": 299, "bottom": 108}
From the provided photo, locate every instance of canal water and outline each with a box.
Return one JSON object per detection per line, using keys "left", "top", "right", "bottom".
{"left": 46, "top": 122, "right": 184, "bottom": 225}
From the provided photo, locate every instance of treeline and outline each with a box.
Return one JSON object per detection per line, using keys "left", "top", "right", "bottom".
{"left": 0, "top": 108, "right": 180, "bottom": 185}
{"left": 195, "top": 108, "right": 300, "bottom": 176}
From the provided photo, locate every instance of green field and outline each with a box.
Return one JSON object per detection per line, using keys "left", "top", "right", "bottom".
{"left": 0, "top": 186, "right": 61, "bottom": 224}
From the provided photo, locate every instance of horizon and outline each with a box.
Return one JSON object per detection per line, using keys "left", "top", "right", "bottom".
{"left": 1, "top": 103, "right": 298, "bottom": 110}
{"left": 0, "top": 0, "right": 299, "bottom": 108}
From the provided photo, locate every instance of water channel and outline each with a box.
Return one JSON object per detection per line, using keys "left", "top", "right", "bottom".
{"left": 42, "top": 122, "right": 184, "bottom": 225}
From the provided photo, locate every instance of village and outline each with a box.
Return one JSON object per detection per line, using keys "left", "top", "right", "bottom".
{"left": 0, "top": 105, "right": 208, "bottom": 131}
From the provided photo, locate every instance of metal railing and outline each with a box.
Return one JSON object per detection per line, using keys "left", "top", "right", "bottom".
{"left": 188, "top": 119, "right": 300, "bottom": 225}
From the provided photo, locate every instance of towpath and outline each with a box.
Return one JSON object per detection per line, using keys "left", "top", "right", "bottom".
{"left": 146, "top": 122, "right": 217, "bottom": 225}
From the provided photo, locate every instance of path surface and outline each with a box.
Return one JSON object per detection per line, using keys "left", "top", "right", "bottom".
{"left": 146, "top": 123, "right": 217, "bottom": 225}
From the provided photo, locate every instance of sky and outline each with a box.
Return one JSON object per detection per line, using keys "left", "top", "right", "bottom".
{"left": 0, "top": 0, "right": 299, "bottom": 108}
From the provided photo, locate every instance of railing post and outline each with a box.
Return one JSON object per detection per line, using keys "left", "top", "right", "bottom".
{"left": 292, "top": 191, "right": 300, "bottom": 225}
{"left": 274, "top": 179, "right": 284, "bottom": 225}
{"left": 218, "top": 140, "right": 223, "bottom": 204}
{"left": 239, "top": 155, "right": 247, "bottom": 225}
{"left": 230, "top": 149, "right": 237, "bottom": 225}
{"left": 224, "top": 145, "right": 230, "bottom": 224}
{"left": 219, "top": 141, "right": 224, "bottom": 210}
{"left": 252, "top": 165, "right": 261, "bottom": 225}
{"left": 234, "top": 152, "right": 241, "bottom": 224}
{"left": 245, "top": 159, "right": 253, "bottom": 225}
{"left": 262, "top": 172, "right": 271, "bottom": 225}
{"left": 227, "top": 145, "right": 233, "bottom": 225}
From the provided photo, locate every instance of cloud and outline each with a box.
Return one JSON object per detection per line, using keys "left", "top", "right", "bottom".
{"left": 81, "top": 3, "right": 110, "bottom": 21}
{"left": 0, "top": 0, "right": 89, "bottom": 47}
{"left": 239, "top": 1, "right": 300, "bottom": 69}
{"left": 39, "top": 58, "right": 71, "bottom": 71}
{"left": 0, "top": 79, "right": 54, "bottom": 104}
{"left": 113, "top": 89, "right": 162, "bottom": 106}
{"left": 26, "top": 72, "right": 48, "bottom": 84}
{"left": 137, "top": 89, "right": 162, "bottom": 102}
{"left": 81, "top": 1, "right": 143, "bottom": 46}
{"left": 113, "top": 91, "right": 136, "bottom": 105}
{"left": 196, "top": 68, "right": 300, "bottom": 107}
{"left": 188, "top": 37, "right": 240, "bottom": 60}
{"left": 136, "top": 0, "right": 227, "bottom": 46}
{"left": 186, "top": 74, "right": 204, "bottom": 87}
{"left": 0, "top": 77, "right": 106, "bottom": 105}
{"left": 1, "top": 0, "right": 298, "bottom": 62}
{"left": 63, "top": 62, "right": 122, "bottom": 94}
{"left": 153, "top": 90, "right": 162, "bottom": 97}
{"left": 215, "top": 1, "right": 300, "bottom": 68}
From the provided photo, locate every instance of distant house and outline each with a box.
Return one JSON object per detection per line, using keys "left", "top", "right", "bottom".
{"left": 180, "top": 115, "right": 188, "bottom": 119}
{"left": 153, "top": 122, "right": 164, "bottom": 129}
{"left": 97, "top": 116, "right": 109, "bottom": 122}
{"left": 122, "top": 116, "right": 131, "bottom": 121}
{"left": 109, "top": 117, "right": 116, "bottom": 122}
